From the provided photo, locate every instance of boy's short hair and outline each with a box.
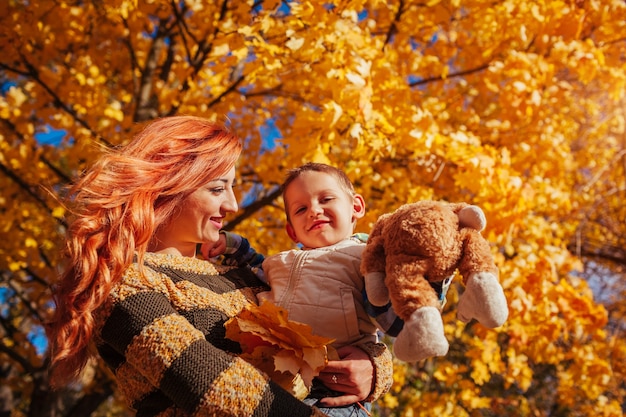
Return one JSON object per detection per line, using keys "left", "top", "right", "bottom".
{"left": 281, "top": 162, "right": 356, "bottom": 221}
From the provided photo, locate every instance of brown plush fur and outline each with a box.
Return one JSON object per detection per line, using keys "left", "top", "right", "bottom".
{"left": 361, "top": 201, "right": 498, "bottom": 321}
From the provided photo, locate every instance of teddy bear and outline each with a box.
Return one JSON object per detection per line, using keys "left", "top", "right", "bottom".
{"left": 361, "top": 201, "right": 508, "bottom": 362}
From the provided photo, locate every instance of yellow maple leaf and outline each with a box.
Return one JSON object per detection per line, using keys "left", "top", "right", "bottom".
{"left": 225, "top": 301, "right": 335, "bottom": 398}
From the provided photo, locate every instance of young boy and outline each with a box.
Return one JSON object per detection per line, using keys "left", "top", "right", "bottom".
{"left": 204, "top": 163, "right": 447, "bottom": 415}
{"left": 203, "top": 163, "right": 387, "bottom": 415}
{"left": 261, "top": 163, "right": 376, "bottom": 346}
{"left": 205, "top": 163, "right": 408, "bottom": 344}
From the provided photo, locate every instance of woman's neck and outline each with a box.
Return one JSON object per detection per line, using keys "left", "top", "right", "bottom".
{"left": 148, "top": 239, "right": 196, "bottom": 257}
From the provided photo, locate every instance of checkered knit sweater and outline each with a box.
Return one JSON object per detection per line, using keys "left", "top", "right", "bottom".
{"left": 94, "top": 252, "right": 392, "bottom": 417}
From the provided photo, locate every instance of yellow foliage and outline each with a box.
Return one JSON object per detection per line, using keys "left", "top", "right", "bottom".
{"left": 1, "top": 0, "right": 625, "bottom": 415}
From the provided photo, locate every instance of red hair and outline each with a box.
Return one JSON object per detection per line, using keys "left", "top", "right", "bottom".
{"left": 47, "top": 116, "right": 242, "bottom": 388}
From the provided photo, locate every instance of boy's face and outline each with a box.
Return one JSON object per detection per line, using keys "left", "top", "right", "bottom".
{"left": 283, "top": 171, "right": 365, "bottom": 249}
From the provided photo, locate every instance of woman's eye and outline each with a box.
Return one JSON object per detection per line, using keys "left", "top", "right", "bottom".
{"left": 209, "top": 187, "right": 225, "bottom": 194}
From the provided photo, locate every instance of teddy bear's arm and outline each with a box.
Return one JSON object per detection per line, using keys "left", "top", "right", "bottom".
{"left": 361, "top": 219, "right": 390, "bottom": 306}
{"left": 456, "top": 228, "right": 508, "bottom": 327}
{"left": 360, "top": 215, "right": 387, "bottom": 275}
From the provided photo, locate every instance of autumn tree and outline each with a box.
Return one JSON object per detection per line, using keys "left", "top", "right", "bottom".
{"left": 0, "top": 0, "right": 624, "bottom": 416}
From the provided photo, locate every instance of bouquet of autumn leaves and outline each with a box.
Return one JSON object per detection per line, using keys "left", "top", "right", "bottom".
{"left": 225, "top": 301, "right": 337, "bottom": 399}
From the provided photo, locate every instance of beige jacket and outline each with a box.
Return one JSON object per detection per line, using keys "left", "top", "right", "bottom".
{"left": 259, "top": 237, "right": 378, "bottom": 349}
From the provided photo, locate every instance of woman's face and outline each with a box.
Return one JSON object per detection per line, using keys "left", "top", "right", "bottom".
{"left": 152, "top": 166, "right": 238, "bottom": 256}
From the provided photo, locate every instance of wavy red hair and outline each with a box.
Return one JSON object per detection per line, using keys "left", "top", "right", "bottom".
{"left": 47, "top": 116, "right": 242, "bottom": 388}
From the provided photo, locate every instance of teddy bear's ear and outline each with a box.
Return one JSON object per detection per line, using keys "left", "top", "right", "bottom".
{"left": 458, "top": 205, "right": 486, "bottom": 231}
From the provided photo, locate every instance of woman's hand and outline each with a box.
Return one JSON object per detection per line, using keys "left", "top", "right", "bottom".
{"left": 316, "top": 345, "right": 373, "bottom": 407}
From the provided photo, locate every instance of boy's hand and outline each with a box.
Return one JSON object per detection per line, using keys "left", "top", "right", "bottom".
{"left": 200, "top": 233, "right": 227, "bottom": 259}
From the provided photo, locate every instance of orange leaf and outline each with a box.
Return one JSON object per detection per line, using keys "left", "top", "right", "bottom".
{"left": 225, "top": 301, "right": 335, "bottom": 393}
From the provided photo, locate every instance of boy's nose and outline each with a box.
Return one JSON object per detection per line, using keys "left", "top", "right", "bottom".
{"left": 309, "top": 204, "right": 323, "bottom": 216}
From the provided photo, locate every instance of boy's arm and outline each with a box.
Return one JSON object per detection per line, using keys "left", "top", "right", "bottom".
{"left": 362, "top": 277, "right": 453, "bottom": 337}
{"left": 362, "top": 290, "right": 404, "bottom": 337}
{"left": 211, "top": 231, "right": 266, "bottom": 282}
{"left": 221, "top": 231, "right": 265, "bottom": 266}
{"left": 357, "top": 231, "right": 452, "bottom": 336}
{"left": 357, "top": 232, "right": 405, "bottom": 337}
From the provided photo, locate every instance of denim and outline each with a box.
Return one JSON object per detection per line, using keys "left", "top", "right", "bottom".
{"left": 303, "top": 380, "right": 372, "bottom": 417}
{"left": 303, "top": 397, "right": 371, "bottom": 417}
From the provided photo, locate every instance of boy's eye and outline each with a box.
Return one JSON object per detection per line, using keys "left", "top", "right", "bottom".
{"left": 294, "top": 207, "right": 306, "bottom": 214}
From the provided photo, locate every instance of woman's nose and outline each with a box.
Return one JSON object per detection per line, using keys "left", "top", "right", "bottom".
{"left": 223, "top": 190, "right": 239, "bottom": 213}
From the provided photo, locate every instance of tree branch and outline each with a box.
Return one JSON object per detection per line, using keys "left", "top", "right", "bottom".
{"left": 165, "top": 0, "right": 238, "bottom": 116}
{"left": 409, "top": 62, "right": 490, "bottom": 87}
{"left": 12, "top": 51, "right": 112, "bottom": 147}
{"left": 224, "top": 186, "right": 282, "bottom": 231}
{"left": 0, "top": 161, "right": 67, "bottom": 228}
{"left": 122, "top": 17, "right": 142, "bottom": 98}
{"left": 384, "top": 0, "right": 405, "bottom": 48}
{"left": 0, "top": 323, "right": 36, "bottom": 374}
{"left": 569, "top": 244, "right": 626, "bottom": 267}
{"left": 8, "top": 275, "right": 47, "bottom": 323}
{"left": 65, "top": 380, "right": 114, "bottom": 417}
{"left": 133, "top": 18, "right": 170, "bottom": 122}
{"left": 0, "top": 118, "right": 72, "bottom": 184}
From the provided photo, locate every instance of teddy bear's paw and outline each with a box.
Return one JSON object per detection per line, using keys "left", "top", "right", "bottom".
{"left": 393, "top": 306, "right": 449, "bottom": 362}
{"left": 365, "top": 272, "right": 389, "bottom": 306}
{"left": 458, "top": 272, "right": 508, "bottom": 327}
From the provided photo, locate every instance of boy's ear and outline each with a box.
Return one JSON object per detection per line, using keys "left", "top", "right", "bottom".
{"left": 353, "top": 194, "right": 366, "bottom": 219}
{"left": 286, "top": 223, "right": 299, "bottom": 242}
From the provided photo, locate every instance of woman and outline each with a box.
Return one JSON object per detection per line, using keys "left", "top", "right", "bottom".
{"left": 47, "top": 116, "right": 392, "bottom": 416}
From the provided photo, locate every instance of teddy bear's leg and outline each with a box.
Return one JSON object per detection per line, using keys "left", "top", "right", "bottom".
{"left": 393, "top": 306, "right": 449, "bottom": 362}
{"left": 457, "top": 271, "right": 508, "bottom": 328}
{"left": 456, "top": 230, "right": 508, "bottom": 327}
{"left": 386, "top": 267, "right": 441, "bottom": 320}
{"left": 458, "top": 229, "right": 499, "bottom": 277}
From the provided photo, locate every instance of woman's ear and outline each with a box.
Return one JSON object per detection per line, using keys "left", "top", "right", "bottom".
{"left": 286, "top": 223, "right": 299, "bottom": 242}
{"left": 353, "top": 194, "right": 366, "bottom": 219}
